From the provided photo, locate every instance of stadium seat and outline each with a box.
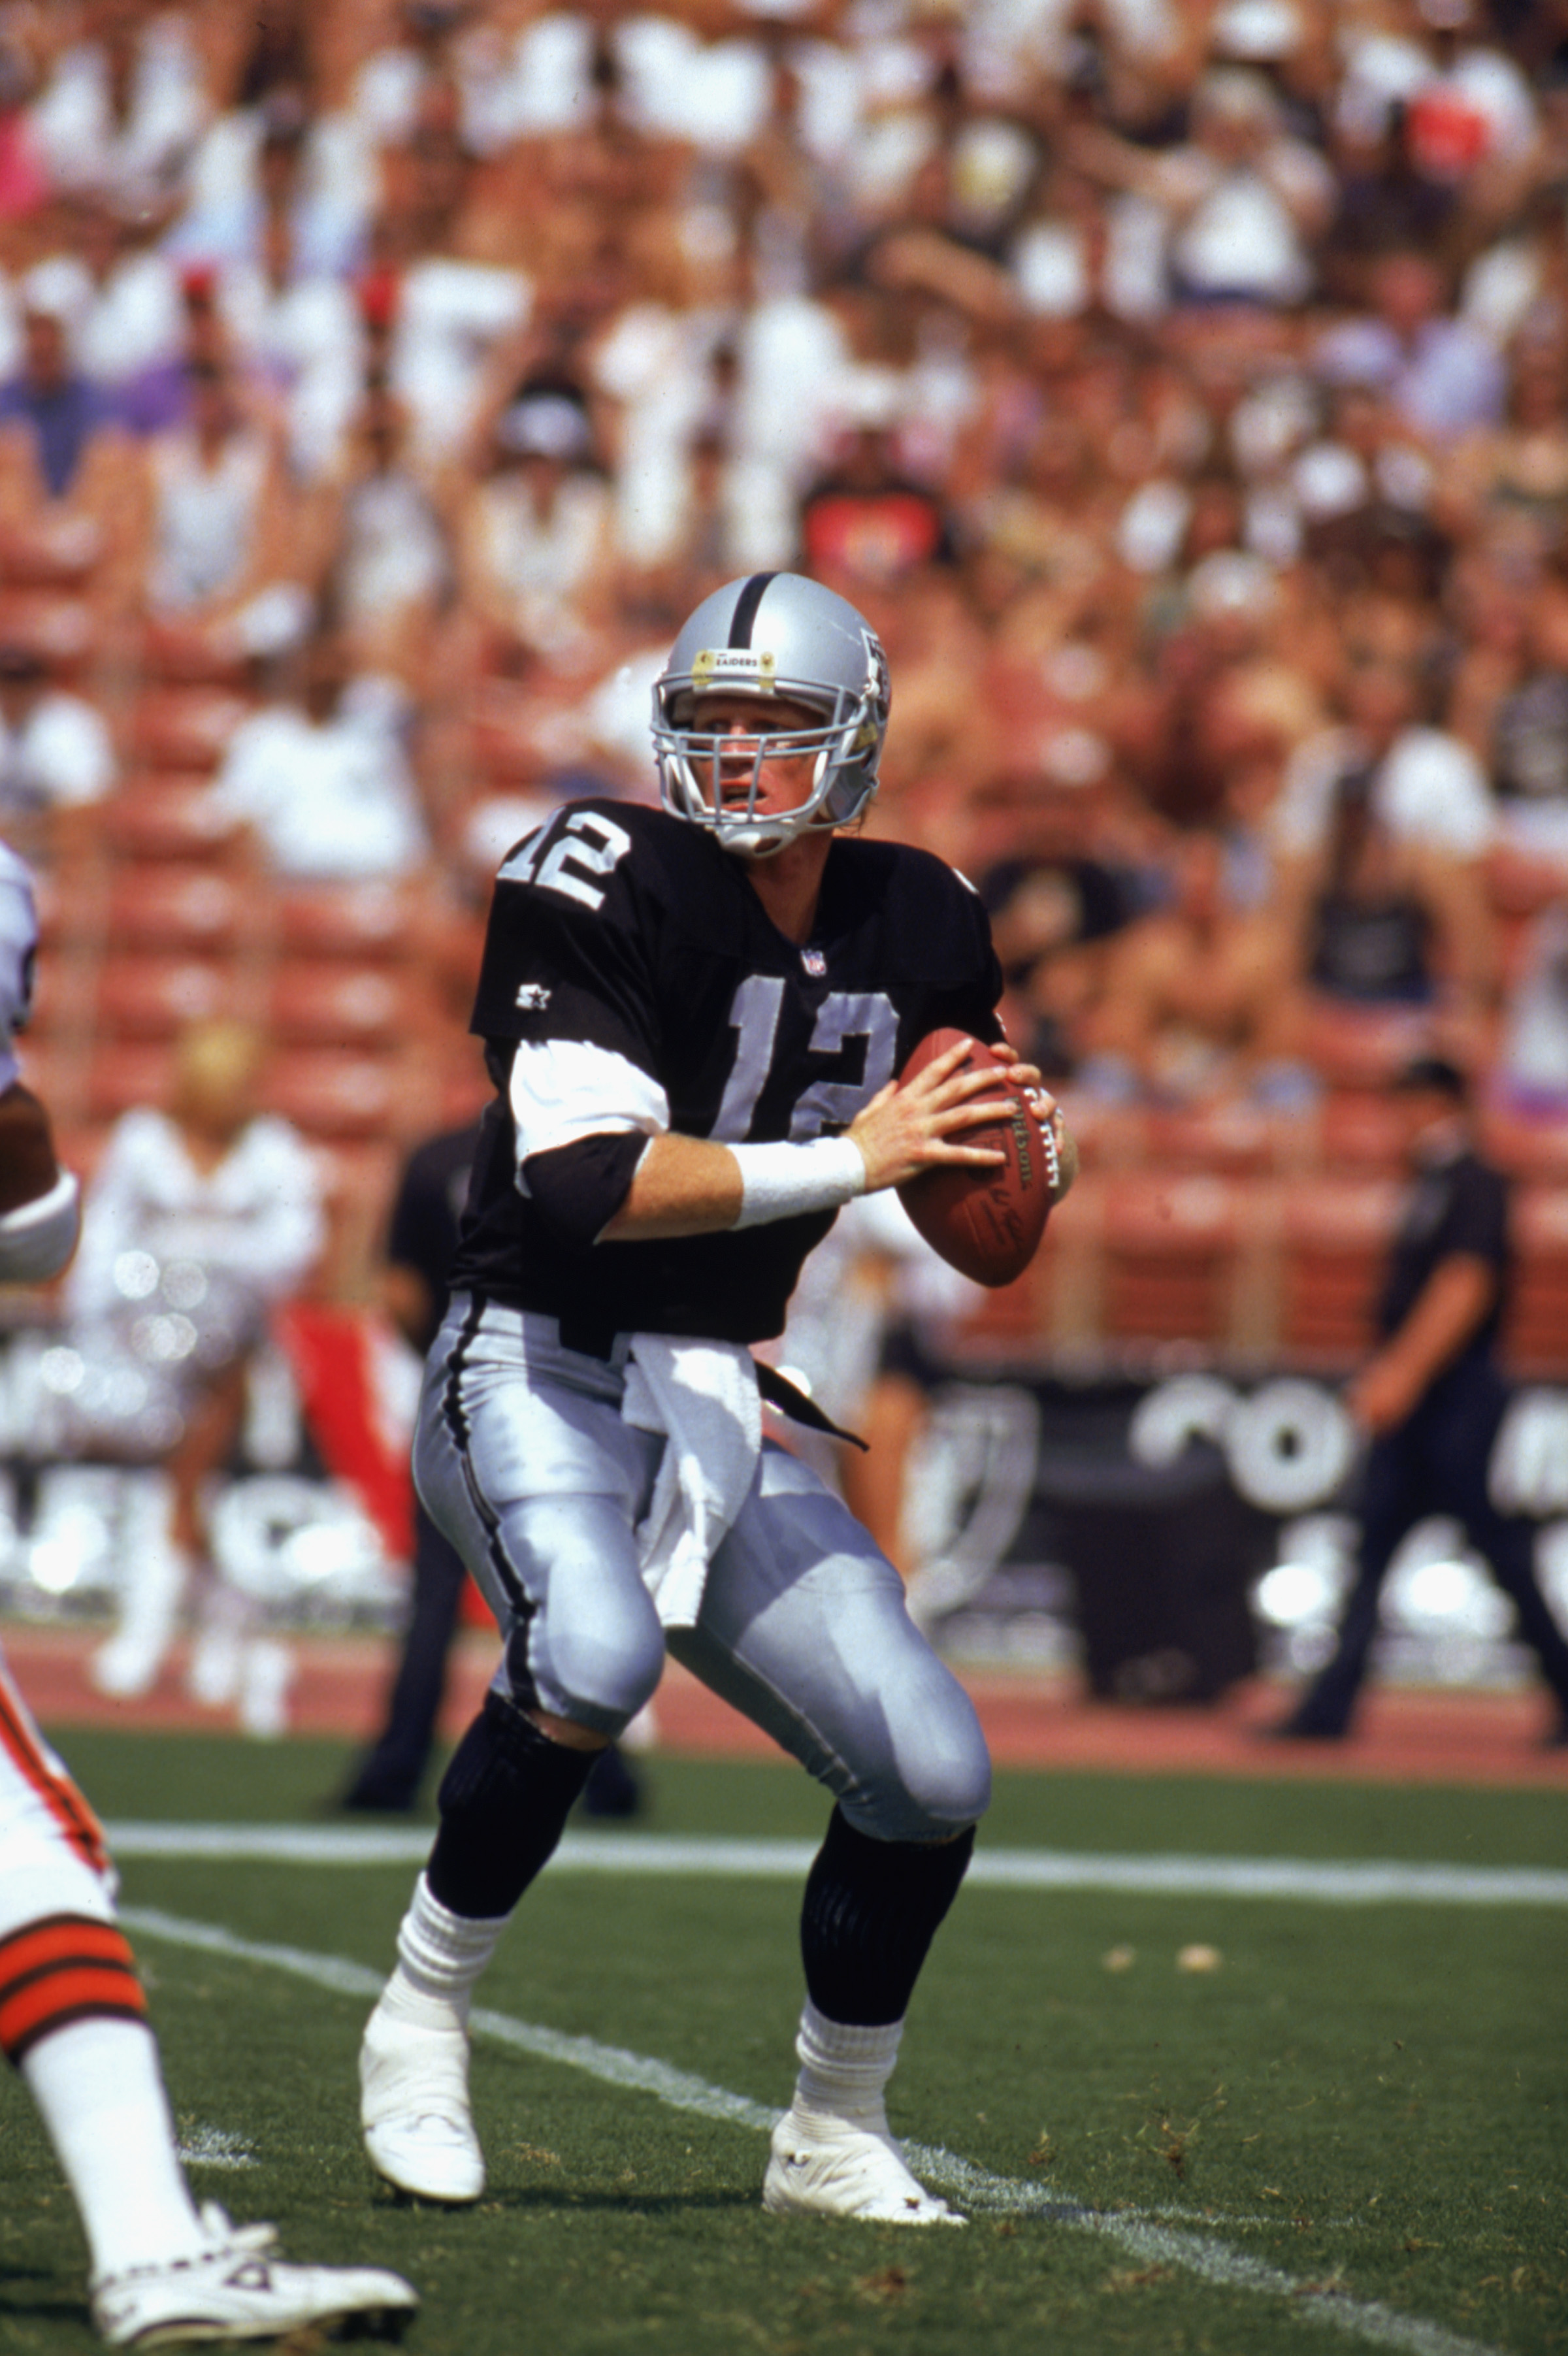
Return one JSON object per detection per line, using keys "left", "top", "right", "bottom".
{"left": 0, "top": 510, "right": 103, "bottom": 587}
{"left": 274, "top": 881, "right": 423, "bottom": 962}
{"left": 1094, "top": 1170, "right": 1243, "bottom": 1351}
{"left": 82, "top": 1039, "right": 179, "bottom": 1124}
{"left": 97, "top": 774, "right": 241, "bottom": 866}
{"left": 137, "top": 618, "right": 252, "bottom": 688}
{"left": 0, "top": 589, "right": 96, "bottom": 670}
{"left": 122, "top": 687, "right": 250, "bottom": 772}
{"left": 1299, "top": 998, "right": 1434, "bottom": 1090}
{"left": 1271, "top": 1173, "right": 1402, "bottom": 1367}
{"left": 1503, "top": 1186, "right": 1568, "bottom": 1380}
{"left": 1480, "top": 1105, "right": 1568, "bottom": 1184}
{"left": 265, "top": 961, "right": 412, "bottom": 1048}
{"left": 1317, "top": 1090, "right": 1411, "bottom": 1170}
{"left": 103, "top": 866, "right": 260, "bottom": 955}
{"left": 259, "top": 1049, "right": 420, "bottom": 1143}
{"left": 1140, "top": 1098, "right": 1286, "bottom": 1175}
{"left": 92, "top": 955, "right": 236, "bottom": 1041}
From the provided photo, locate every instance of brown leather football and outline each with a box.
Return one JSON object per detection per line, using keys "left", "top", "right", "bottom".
{"left": 896, "top": 1029, "right": 1051, "bottom": 1288}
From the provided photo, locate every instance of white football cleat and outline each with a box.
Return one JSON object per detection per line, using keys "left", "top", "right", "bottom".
{"left": 762, "top": 2109, "right": 966, "bottom": 2226}
{"left": 360, "top": 1993, "right": 485, "bottom": 2203}
{"left": 90, "top": 2206, "right": 417, "bottom": 2346}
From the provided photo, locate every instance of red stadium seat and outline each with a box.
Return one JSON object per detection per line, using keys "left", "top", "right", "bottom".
{"left": 274, "top": 881, "right": 423, "bottom": 962}
{"left": 1094, "top": 1170, "right": 1243, "bottom": 1351}
{"left": 1299, "top": 998, "right": 1434, "bottom": 1090}
{"left": 103, "top": 866, "right": 260, "bottom": 954}
{"left": 82, "top": 1039, "right": 179, "bottom": 1124}
{"left": 92, "top": 955, "right": 236, "bottom": 1040}
{"left": 98, "top": 774, "right": 242, "bottom": 866}
{"left": 123, "top": 688, "right": 250, "bottom": 772}
{"left": 266, "top": 961, "right": 412, "bottom": 1048}
{"left": 1503, "top": 1186, "right": 1568, "bottom": 1380}
{"left": 259, "top": 1049, "right": 419, "bottom": 1143}
{"left": 1271, "top": 1174, "right": 1402, "bottom": 1368}
{"left": 1317, "top": 1090, "right": 1411, "bottom": 1171}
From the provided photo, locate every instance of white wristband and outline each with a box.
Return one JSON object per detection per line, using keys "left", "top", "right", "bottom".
{"left": 730, "top": 1135, "right": 866, "bottom": 1229}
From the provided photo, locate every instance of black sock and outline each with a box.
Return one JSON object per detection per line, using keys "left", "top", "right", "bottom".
{"left": 799, "top": 1807, "right": 976, "bottom": 2028}
{"left": 427, "top": 1690, "right": 598, "bottom": 1919}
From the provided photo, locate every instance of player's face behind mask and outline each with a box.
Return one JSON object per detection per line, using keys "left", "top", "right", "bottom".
{"left": 651, "top": 572, "right": 889, "bottom": 859}
{"left": 675, "top": 691, "right": 840, "bottom": 860}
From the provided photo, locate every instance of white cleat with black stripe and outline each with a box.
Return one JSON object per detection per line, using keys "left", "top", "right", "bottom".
{"left": 90, "top": 2208, "right": 417, "bottom": 2346}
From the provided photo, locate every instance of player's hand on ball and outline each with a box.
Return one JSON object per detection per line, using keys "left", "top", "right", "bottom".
{"left": 848, "top": 1039, "right": 1011, "bottom": 1195}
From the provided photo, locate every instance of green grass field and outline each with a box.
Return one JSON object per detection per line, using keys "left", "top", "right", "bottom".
{"left": 3, "top": 1727, "right": 1565, "bottom": 2356}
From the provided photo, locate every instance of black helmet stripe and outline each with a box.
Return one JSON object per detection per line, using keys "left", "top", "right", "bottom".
{"left": 727, "top": 572, "right": 777, "bottom": 647}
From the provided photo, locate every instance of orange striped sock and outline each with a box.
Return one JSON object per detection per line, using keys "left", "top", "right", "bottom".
{"left": 0, "top": 1913, "right": 147, "bottom": 2067}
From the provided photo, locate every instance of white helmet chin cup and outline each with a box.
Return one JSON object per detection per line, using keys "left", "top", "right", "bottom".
{"left": 651, "top": 573, "right": 891, "bottom": 854}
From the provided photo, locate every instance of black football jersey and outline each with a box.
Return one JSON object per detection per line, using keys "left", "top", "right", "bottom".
{"left": 451, "top": 798, "right": 1005, "bottom": 1343}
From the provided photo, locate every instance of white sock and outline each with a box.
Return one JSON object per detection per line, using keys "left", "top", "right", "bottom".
{"left": 20, "top": 2018, "right": 207, "bottom": 2279}
{"left": 791, "top": 1999, "right": 904, "bottom": 2133}
{"left": 379, "top": 1873, "right": 508, "bottom": 2033}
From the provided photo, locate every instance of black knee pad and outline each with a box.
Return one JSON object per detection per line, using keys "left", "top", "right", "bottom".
{"left": 427, "top": 1690, "right": 598, "bottom": 1919}
{"left": 800, "top": 1805, "right": 977, "bottom": 2028}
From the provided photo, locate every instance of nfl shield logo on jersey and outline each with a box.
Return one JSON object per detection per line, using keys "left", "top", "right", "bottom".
{"left": 801, "top": 948, "right": 826, "bottom": 977}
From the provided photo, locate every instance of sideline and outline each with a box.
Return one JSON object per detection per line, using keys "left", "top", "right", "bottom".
{"left": 104, "top": 1823, "right": 1568, "bottom": 1906}
{"left": 120, "top": 1903, "right": 1506, "bottom": 2356}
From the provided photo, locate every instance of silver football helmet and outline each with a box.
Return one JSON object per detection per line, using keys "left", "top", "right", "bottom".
{"left": 651, "top": 573, "right": 891, "bottom": 857}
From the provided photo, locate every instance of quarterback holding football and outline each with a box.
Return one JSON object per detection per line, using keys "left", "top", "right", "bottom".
{"left": 359, "top": 572, "right": 1073, "bottom": 2225}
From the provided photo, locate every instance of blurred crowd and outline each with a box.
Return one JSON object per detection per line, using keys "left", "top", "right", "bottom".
{"left": 2, "top": 0, "right": 1568, "bottom": 1286}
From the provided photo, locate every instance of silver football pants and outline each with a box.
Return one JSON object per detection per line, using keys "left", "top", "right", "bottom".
{"left": 413, "top": 1296, "right": 991, "bottom": 1844}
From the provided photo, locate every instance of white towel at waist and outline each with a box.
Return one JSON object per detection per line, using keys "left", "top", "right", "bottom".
{"left": 621, "top": 1334, "right": 761, "bottom": 1628}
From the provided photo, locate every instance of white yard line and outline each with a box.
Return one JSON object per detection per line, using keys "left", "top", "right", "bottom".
{"left": 120, "top": 1903, "right": 1509, "bottom": 2356}
{"left": 105, "top": 1824, "right": 1568, "bottom": 1906}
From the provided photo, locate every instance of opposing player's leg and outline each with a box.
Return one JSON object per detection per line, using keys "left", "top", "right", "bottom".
{"left": 0, "top": 1650, "right": 416, "bottom": 2344}
{"left": 669, "top": 1443, "right": 991, "bottom": 2225}
{"left": 360, "top": 1305, "right": 664, "bottom": 2202}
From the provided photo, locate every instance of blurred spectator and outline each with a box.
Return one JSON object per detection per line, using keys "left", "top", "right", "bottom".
{"left": 140, "top": 357, "right": 304, "bottom": 636}
{"left": 1273, "top": 649, "right": 1495, "bottom": 868}
{"left": 202, "top": 631, "right": 428, "bottom": 879}
{"left": 0, "top": 639, "right": 115, "bottom": 859}
{"left": 1078, "top": 823, "right": 1313, "bottom": 1107}
{"left": 1450, "top": 560, "right": 1568, "bottom": 860}
{"left": 336, "top": 1108, "right": 482, "bottom": 1813}
{"left": 322, "top": 376, "right": 453, "bottom": 687}
{"left": 0, "top": 266, "right": 120, "bottom": 500}
{"left": 982, "top": 849, "right": 1137, "bottom": 1082}
{"left": 170, "top": 93, "right": 365, "bottom": 284}
{"left": 1494, "top": 900, "right": 1568, "bottom": 1113}
{"left": 1273, "top": 650, "right": 1497, "bottom": 1049}
{"left": 456, "top": 387, "right": 616, "bottom": 668}
{"left": 20, "top": 197, "right": 184, "bottom": 419}
{"left": 1313, "top": 246, "right": 1506, "bottom": 445}
{"left": 1065, "top": 66, "right": 1335, "bottom": 312}
{"left": 799, "top": 385, "right": 956, "bottom": 596}
{"left": 29, "top": 0, "right": 208, "bottom": 218}
{"left": 71, "top": 1017, "right": 325, "bottom": 1714}
{"left": 1299, "top": 762, "right": 1459, "bottom": 1012}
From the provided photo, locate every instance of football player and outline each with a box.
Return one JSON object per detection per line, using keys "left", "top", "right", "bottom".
{"left": 0, "top": 843, "right": 418, "bottom": 2345}
{"left": 359, "top": 573, "right": 1072, "bottom": 2225}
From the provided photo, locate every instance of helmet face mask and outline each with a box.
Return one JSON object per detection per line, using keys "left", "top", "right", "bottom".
{"left": 651, "top": 574, "right": 890, "bottom": 857}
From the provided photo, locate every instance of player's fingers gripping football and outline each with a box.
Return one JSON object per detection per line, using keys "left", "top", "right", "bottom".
{"left": 1001, "top": 1061, "right": 1078, "bottom": 1205}
{"left": 849, "top": 1042, "right": 1013, "bottom": 1194}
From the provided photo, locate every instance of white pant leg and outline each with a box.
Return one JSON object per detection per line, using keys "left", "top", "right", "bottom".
{"left": 412, "top": 1299, "right": 666, "bottom": 1733}
{"left": 670, "top": 1443, "right": 992, "bottom": 1843}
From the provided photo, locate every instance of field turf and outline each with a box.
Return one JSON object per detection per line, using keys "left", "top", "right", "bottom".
{"left": 3, "top": 1727, "right": 1564, "bottom": 2356}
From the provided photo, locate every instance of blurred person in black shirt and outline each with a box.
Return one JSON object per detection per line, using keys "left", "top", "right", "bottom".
{"left": 1275, "top": 1057, "right": 1568, "bottom": 1744}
